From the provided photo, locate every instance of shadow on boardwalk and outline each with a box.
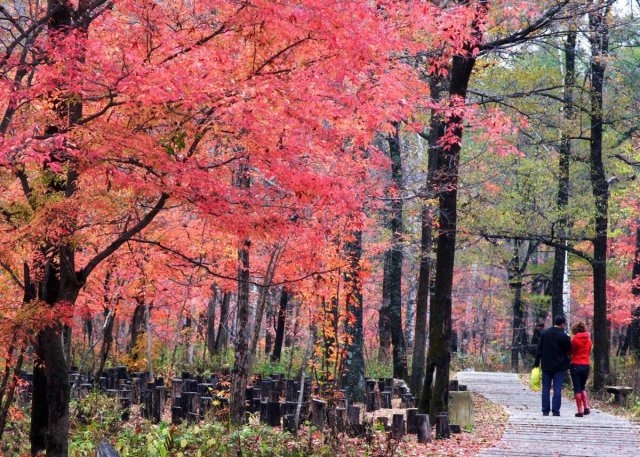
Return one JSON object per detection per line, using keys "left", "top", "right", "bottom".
{"left": 456, "top": 371, "right": 640, "bottom": 457}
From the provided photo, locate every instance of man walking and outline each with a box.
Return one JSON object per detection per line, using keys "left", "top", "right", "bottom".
{"left": 534, "top": 315, "right": 572, "bottom": 416}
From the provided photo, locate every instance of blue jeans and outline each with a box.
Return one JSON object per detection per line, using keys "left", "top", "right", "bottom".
{"left": 542, "top": 370, "right": 565, "bottom": 414}
{"left": 570, "top": 364, "right": 590, "bottom": 394}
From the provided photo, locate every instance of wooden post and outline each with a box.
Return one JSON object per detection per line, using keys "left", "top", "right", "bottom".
{"left": 436, "top": 411, "right": 450, "bottom": 439}
{"left": 366, "top": 379, "right": 377, "bottom": 392}
{"left": 348, "top": 405, "right": 363, "bottom": 436}
{"left": 381, "top": 391, "right": 392, "bottom": 408}
{"left": 366, "top": 391, "right": 377, "bottom": 412}
{"left": 283, "top": 414, "right": 296, "bottom": 433}
{"left": 417, "top": 414, "right": 430, "bottom": 443}
{"left": 200, "top": 396, "right": 213, "bottom": 418}
{"left": 141, "top": 389, "right": 151, "bottom": 419}
{"left": 267, "top": 401, "right": 282, "bottom": 426}
{"left": 391, "top": 413, "right": 404, "bottom": 440}
{"left": 335, "top": 407, "right": 346, "bottom": 429}
{"left": 260, "top": 400, "right": 268, "bottom": 423}
{"left": 311, "top": 399, "right": 326, "bottom": 430}
{"left": 171, "top": 405, "right": 182, "bottom": 425}
{"left": 406, "top": 408, "right": 418, "bottom": 434}
{"left": 152, "top": 386, "right": 165, "bottom": 423}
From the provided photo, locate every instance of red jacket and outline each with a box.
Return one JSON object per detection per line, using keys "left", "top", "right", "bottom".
{"left": 570, "top": 332, "right": 592, "bottom": 365}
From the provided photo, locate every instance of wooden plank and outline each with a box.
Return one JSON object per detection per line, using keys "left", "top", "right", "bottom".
{"left": 457, "top": 371, "right": 640, "bottom": 457}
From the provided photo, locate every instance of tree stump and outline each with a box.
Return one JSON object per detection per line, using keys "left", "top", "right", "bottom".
{"left": 284, "top": 400, "right": 297, "bottom": 416}
{"left": 401, "top": 393, "right": 414, "bottom": 408}
{"left": 260, "top": 400, "right": 268, "bottom": 423}
{"left": 261, "top": 380, "right": 273, "bottom": 400}
{"left": 267, "top": 401, "right": 282, "bottom": 426}
{"left": 200, "top": 396, "right": 213, "bottom": 418}
{"left": 406, "top": 408, "right": 418, "bottom": 434}
{"left": 436, "top": 411, "right": 450, "bottom": 439}
{"left": 348, "top": 405, "right": 363, "bottom": 436}
{"left": 120, "top": 398, "right": 131, "bottom": 421}
{"left": 171, "top": 405, "right": 182, "bottom": 425}
{"left": 151, "top": 386, "right": 165, "bottom": 423}
{"left": 416, "top": 414, "right": 430, "bottom": 443}
{"left": 311, "top": 399, "right": 326, "bottom": 430}
{"left": 285, "top": 380, "right": 297, "bottom": 402}
{"left": 251, "top": 397, "right": 261, "bottom": 413}
{"left": 140, "top": 389, "right": 152, "bottom": 419}
{"left": 381, "top": 391, "right": 392, "bottom": 408}
{"left": 366, "top": 391, "right": 377, "bottom": 412}
{"left": 283, "top": 413, "right": 296, "bottom": 433}
{"left": 335, "top": 407, "right": 346, "bottom": 429}
{"left": 391, "top": 414, "right": 405, "bottom": 440}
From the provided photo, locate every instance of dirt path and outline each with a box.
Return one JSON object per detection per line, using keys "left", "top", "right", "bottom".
{"left": 456, "top": 371, "right": 640, "bottom": 457}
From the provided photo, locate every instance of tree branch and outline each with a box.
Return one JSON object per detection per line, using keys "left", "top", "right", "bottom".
{"left": 80, "top": 193, "right": 169, "bottom": 282}
{"left": 475, "top": 231, "right": 593, "bottom": 264}
{"left": 0, "top": 260, "right": 24, "bottom": 290}
{"left": 480, "top": 1, "right": 571, "bottom": 53}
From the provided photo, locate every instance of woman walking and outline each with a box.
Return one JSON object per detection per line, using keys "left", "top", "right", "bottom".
{"left": 570, "top": 321, "right": 593, "bottom": 417}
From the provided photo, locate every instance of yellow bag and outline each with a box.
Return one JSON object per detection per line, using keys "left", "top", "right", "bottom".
{"left": 530, "top": 367, "right": 542, "bottom": 391}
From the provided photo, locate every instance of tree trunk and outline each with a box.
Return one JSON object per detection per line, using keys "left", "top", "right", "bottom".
{"left": 145, "top": 302, "right": 154, "bottom": 379}
{"left": 206, "top": 285, "right": 217, "bottom": 357}
{"left": 419, "top": 5, "right": 482, "bottom": 419}
{"left": 588, "top": 3, "right": 611, "bottom": 391}
{"left": 271, "top": 288, "right": 288, "bottom": 362}
{"left": 214, "top": 292, "right": 231, "bottom": 353}
{"left": 37, "top": 325, "right": 71, "bottom": 457}
{"left": 231, "top": 240, "right": 251, "bottom": 424}
{"left": 387, "top": 122, "right": 408, "bottom": 380}
{"left": 129, "top": 300, "right": 146, "bottom": 356}
{"left": 231, "top": 159, "right": 252, "bottom": 423}
{"left": 94, "top": 308, "right": 116, "bottom": 381}
{"left": 265, "top": 291, "right": 275, "bottom": 356}
{"left": 405, "top": 283, "right": 416, "bottom": 354}
{"left": 379, "top": 250, "right": 392, "bottom": 359}
{"left": 0, "top": 348, "right": 23, "bottom": 440}
{"left": 411, "top": 77, "right": 443, "bottom": 396}
{"left": 509, "top": 240, "right": 528, "bottom": 372}
{"left": 623, "top": 224, "right": 640, "bottom": 357}
{"left": 342, "top": 232, "right": 366, "bottom": 402}
{"left": 550, "top": 27, "right": 576, "bottom": 319}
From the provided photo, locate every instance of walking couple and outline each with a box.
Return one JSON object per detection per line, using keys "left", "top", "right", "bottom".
{"left": 533, "top": 315, "right": 592, "bottom": 417}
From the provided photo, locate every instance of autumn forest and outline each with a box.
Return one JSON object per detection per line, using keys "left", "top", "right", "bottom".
{"left": 1, "top": 1, "right": 640, "bottom": 456}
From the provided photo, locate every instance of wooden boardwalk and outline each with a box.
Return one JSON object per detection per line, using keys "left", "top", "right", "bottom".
{"left": 456, "top": 371, "right": 640, "bottom": 457}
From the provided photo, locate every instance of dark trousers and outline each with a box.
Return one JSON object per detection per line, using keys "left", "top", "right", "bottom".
{"left": 542, "top": 370, "right": 565, "bottom": 414}
{"left": 570, "top": 364, "right": 590, "bottom": 394}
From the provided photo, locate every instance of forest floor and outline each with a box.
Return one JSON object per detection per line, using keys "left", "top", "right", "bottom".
{"left": 458, "top": 371, "right": 640, "bottom": 456}
{"left": 1, "top": 387, "right": 509, "bottom": 457}
{"left": 383, "top": 393, "right": 509, "bottom": 456}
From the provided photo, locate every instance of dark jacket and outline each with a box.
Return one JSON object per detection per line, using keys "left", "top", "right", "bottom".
{"left": 534, "top": 326, "right": 572, "bottom": 372}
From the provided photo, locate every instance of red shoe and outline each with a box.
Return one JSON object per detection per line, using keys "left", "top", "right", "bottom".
{"left": 574, "top": 393, "right": 584, "bottom": 417}
{"left": 582, "top": 391, "right": 590, "bottom": 415}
